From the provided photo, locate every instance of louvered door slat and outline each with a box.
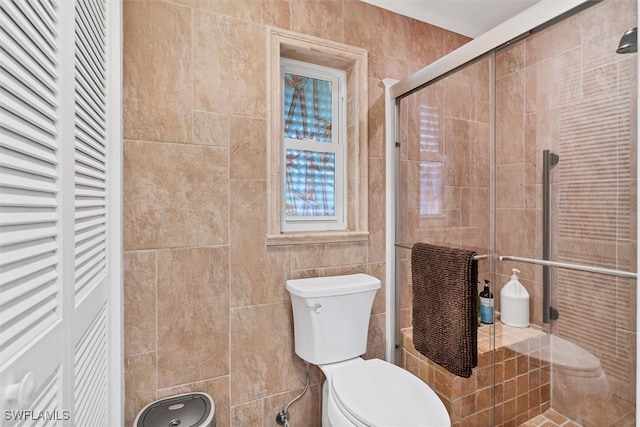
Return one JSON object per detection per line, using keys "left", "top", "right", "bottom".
{"left": 0, "top": 186, "right": 57, "bottom": 208}
{"left": 75, "top": 90, "right": 105, "bottom": 137}
{"left": 38, "top": 0, "right": 56, "bottom": 23}
{"left": 75, "top": 186, "right": 105, "bottom": 199}
{"left": 0, "top": 250, "right": 57, "bottom": 288}
{"left": 0, "top": 146, "right": 56, "bottom": 177}
{"left": 0, "top": 238, "right": 57, "bottom": 266}
{"left": 3, "top": 72, "right": 56, "bottom": 124}
{"left": 75, "top": 135, "right": 106, "bottom": 174}
{"left": 75, "top": 215, "right": 105, "bottom": 234}
{"left": 26, "top": 0, "right": 57, "bottom": 38}
{"left": 75, "top": 250, "right": 106, "bottom": 286}
{"left": 10, "top": 0, "right": 57, "bottom": 53}
{"left": 75, "top": 160, "right": 105, "bottom": 181}
{"left": 74, "top": 205, "right": 104, "bottom": 221}
{"left": 1, "top": 268, "right": 57, "bottom": 309}
{"left": 76, "top": 128, "right": 106, "bottom": 163}
{"left": 1, "top": 91, "right": 57, "bottom": 136}
{"left": 0, "top": 223, "right": 57, "bottom": 248}
{"left": 1, "top": 281, "right": 57, "bottom": 326}
{"left": 75, "top": 236, "right": 105, "bottom": 269}
{"left": 0, "top": 293, "right": 57, "bottom": 363}
{"left": 0, "top": 2, "right": 57, "bottom": 80}
{"left": 75, "top": 174, "right": 105, "bottom": 190}
{"left": 75, "top": 7, "right": 105, "bottom": 81}
{"left": 1, "top": 48, "right": 57, "bottom": 109}
{"left": 75, "top": 48, "right": 105, "bottom": 103}
{"left": 75, "top": 53, "right": 104, "bottom": 108}
{"left": 1, "top": 163, "right": 56, "bottom": 192}
{"left": 0, "top": 115, "right": 56, "bottom": 154}
{"left": 0, "top": 210, "right": 57, "bottom": 227}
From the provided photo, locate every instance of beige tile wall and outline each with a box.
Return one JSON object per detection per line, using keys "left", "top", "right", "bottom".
{"left": 122, "top": 1, "right": 464, "bottom": 426}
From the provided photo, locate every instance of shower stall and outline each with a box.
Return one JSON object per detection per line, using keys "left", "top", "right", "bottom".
{"left": 385, "top": 0, "right": 638, "bottom": 425}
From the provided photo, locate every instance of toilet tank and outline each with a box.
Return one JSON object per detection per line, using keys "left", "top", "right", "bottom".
{"left": 286, "top": 274, "right": 381, "bottom": 365}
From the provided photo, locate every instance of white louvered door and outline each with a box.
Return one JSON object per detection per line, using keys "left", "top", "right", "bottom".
{"left": 0, "top": 1, "right": 64, "bottom": 424}
{"left": 0, "top": 0, "right": 121, "bottom": 426}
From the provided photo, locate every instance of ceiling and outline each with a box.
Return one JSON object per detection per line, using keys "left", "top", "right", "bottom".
{"left": 360, "top": 0, "right": 540, "bottom": 38}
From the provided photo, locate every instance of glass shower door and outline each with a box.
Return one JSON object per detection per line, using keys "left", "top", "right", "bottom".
{"left": 494, "top": 1, "right": 637, "bottom": 424}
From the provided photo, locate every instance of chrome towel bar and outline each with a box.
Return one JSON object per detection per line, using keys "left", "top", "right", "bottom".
{"left": 394, "top": 243, "right": 488, "bottom": 260}
{"left": 394, "top": 243, "right": 637, "bottom": 279}
{"left": 498, "top": 255, "right": 637, "bottom": 280}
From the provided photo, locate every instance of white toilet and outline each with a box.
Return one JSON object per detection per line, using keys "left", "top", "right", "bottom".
{"left": 286, "top": 273, "right": 451, "bottom": 427}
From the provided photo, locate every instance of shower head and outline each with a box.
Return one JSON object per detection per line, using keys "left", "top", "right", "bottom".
{"left": 616, "top": 27, "right": 637, "bottom": 54}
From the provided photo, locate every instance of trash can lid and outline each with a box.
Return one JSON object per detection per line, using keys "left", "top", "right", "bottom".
{"left": 135, "top": 392, "right": 214, "bottom": 427}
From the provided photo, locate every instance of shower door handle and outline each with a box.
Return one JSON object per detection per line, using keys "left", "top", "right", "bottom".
{"left": 542, "top": 150, "right": 560, "bottom": 323}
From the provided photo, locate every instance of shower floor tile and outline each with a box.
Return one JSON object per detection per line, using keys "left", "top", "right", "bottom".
{"left": 520, "top": 399, "right": 636, "bottom": 427}
{"left": 520, "top": 409, "right": 580, "bottom": 427}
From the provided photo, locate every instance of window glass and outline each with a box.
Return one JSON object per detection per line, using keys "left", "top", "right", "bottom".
{"left": 281, "top": 59, "right": 345, "bottom": 230}
{"left": 283, "top": 73, "right": 333, "bottom": 142}
{"left": 285, "top": 149, "right": 336, "bottom": 217}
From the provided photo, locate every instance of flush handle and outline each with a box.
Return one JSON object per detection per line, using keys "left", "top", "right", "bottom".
{"left": 307, "top": 303, "right": 322, "bottom": 313}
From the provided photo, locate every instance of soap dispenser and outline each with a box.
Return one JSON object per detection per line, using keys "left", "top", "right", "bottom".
{"left": 479, "top": 280, "right": 494, "bottom": 324}
{"left": 500, "top": 268, "right": 530, "bottom": 328}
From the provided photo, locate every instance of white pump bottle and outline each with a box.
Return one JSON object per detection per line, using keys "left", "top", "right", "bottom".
{"left": 500, "top": 268, "right": 530, "bottom": 328}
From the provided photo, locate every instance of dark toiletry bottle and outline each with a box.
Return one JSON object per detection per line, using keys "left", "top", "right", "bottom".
{"left": 479, "top": 280, "right": 494, "bottom": 324}
{"left": 477, "top": 281, "right": 482, "bottom": 326}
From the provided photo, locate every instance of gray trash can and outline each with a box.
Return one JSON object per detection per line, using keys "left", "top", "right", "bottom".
{"left": 134, "top": 392, "right": 215, "bottom": 427}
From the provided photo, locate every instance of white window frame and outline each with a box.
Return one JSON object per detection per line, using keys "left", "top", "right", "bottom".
{"left": 280, "top": 58, "right": 347, "bottom": 232}
{"left": 266, "top": 28, "right": 369, "bottom": 246}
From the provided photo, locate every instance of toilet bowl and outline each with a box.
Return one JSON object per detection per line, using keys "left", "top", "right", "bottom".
{"left": 286, "top": 274, "right": 451, "bottom": 427}
{"left": 535, "top": 335, "right": 609, "bottom": 422}
{"left": 321, "top": 358, "right": 450, "bottom": 427}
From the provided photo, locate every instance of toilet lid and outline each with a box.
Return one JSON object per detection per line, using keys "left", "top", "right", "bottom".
{"left": 331, "top": 359, "right": 450, "bottom": 427}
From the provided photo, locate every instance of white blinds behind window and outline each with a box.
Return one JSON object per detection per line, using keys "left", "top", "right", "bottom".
{"left": 0, "top": 0, "right": 61, "bottom": 366}
{"left": 73, "top": 0, "right": 107, "bottom": 303}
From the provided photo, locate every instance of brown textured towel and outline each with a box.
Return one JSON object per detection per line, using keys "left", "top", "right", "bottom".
{"left": 411, "top": 243, "right": 478, "bottom": 378}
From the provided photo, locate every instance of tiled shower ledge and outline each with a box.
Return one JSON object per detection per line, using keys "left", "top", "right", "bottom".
{"left": 477, "top": 322, "right": 546, "bottom": 354}
{"left": 402, "top": 322, "right": 635, "bottom": 427}
{"left": 402, "top": 322, "right": 552, "bottom": 427}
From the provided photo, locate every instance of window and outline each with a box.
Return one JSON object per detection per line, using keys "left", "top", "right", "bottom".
{"left": 420, "top": 162, "right": 443, "bottom": 215}
{"left": 267, "top": 29, "right": 369, "bottom": 245}
{"left": 281, "top": 59, "right": 346, "bottom": 231}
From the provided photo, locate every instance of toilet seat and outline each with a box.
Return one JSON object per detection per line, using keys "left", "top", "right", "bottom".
{"left": 330, "top": 359, "right": 450, "bottom": 427}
